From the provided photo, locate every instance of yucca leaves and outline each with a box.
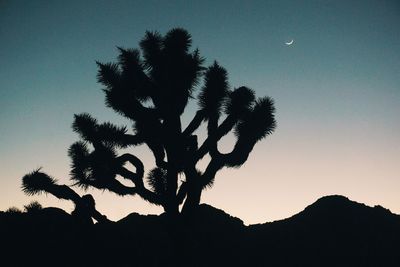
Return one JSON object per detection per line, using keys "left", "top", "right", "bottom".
{"left": 103, "top": 87, "right": 133, "bottom": 118}
{"left": 224, "top": 86, "right": 255, "bottom": 118}
{"left": 140, "top": 31, "right": 163, "bottom": 71}
{"left": 98, "top": 56, "right": 150, "bottom": 119}
{"left": 146, "top": 168, "right": 168, "bottom": 196}
{"left": 69, "top": 142, "right": 118, "bottom": 189}
{"left": 68, "top": 141, "right": 91, "bottom": 189}
{"left": 117, "top": 47, "right": 141, "bottom": 71}
{"left": 72, "top": 113, "right": 137, "bottom": 148}
{"left": 72, "top": 113, "right": 98, "bottom": 143}
{"left": 188, "top": 49, "right": 205, "bottom": 89}
{"left": 98, "top": 29, "right": 204, "bottom": 118}
{"left": 22, "top": 169, "right": 81, "bottom": 202}
{"left": 215, "top": 97, "right": 276, "bottom": 168}
{"left": 97, "top": 122, "right": 128, "bottom": 145}
{"left": 96, "top": 62, "right": 120, "bottom": 89}
{"left": 138, "top": 28, "right": 204, "bottom": 115}
{"left": 117, "top": 47, "right": 153, "bottom": 102}
{"left": 198, "top": 62, "right": 229, "bottom": 117}
{"left": 235, "top": 97, "right": 276, "bottom": 143}
{"left": 68, "top": 141, "right": 143, "bottom": 197}
{"left": 22, "top": 169, "right": 57, "bottom": 196}
{"left": 163, "top": 28, "right": 192, "bottom": 54}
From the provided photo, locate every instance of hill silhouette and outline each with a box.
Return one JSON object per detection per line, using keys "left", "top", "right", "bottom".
{"left": 247, "top": 195, "right": 400, "bottom": 266}
{"left": 1, "top": 195, "right": 399, "bottom": 266}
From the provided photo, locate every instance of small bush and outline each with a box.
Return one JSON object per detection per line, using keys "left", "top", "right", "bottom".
{"left": 5, "top": 206, "right": 22, "bottom": 214}
{"left": 24, "top": 201, "right": 43, "bottom": 213}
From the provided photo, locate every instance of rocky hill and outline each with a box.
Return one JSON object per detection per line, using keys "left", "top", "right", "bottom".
{"left": 1, "top": 195, "right": 399, "bottom": 266}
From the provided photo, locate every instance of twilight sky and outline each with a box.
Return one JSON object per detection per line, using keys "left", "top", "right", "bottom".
{"left": 1, "top": 0, "right": 399, "bottom": 224}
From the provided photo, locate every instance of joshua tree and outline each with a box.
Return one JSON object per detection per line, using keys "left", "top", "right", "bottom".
{"left": 22, "top": 28, "right": 276, "bottom": 217}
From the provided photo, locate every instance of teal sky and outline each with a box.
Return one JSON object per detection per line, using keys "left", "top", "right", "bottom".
{"left": 1, "top": 0, "right": 399, "bottom": 224}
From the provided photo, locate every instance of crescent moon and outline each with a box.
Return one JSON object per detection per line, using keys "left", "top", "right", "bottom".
{"left": 285, "top": 39, "right": 294, "bottom": 45}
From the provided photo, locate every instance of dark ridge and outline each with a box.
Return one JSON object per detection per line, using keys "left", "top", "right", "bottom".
{"left": 1, "top": 195, "right": 399, "bottom": 266}
{"left": 247, "top": 195, "right": 400, "bottom": 267}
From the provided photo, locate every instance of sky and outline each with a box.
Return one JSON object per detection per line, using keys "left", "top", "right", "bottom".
{"left": 0, "top": 0, "right": 399, "bottom": 225}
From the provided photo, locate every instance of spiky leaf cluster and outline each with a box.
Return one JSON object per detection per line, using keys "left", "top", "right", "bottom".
{"left": 72, "top": 113, "right": 129, "bottom": 147}
{"left": 68, "top": 141, "right": 119, "bottom": 189}
{"left": 98, "top": 28, "right": 204, "bottom": 119}
{"left": 235, "top": 97, "right": 276, "bottom": 143}
{"left": 22, "top": 169, "right": 57, "bottom": 196}
{"left": 198, "top": 62, "right": 229, "bottom": 117}
{"left": 146, "top": 168, "right": 168, "bottom": 196}
{"left": 224, "top": 86, "right": 255, "bottom": 118}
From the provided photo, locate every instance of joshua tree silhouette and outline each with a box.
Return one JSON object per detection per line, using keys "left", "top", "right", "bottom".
{"left": 22, "top": 28, "right": 276, "bottom": 218}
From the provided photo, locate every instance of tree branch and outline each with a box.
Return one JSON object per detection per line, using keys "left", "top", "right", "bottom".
{"left": 194, "top": 114, "right": 237, "bottom": 162}
{"left": 117, "top": 153, "right": 144, "bottom": 184}
{"left": 201, "top": 157, "right": 224, "bottom": 188}
{"left": 146, "top": 141, "right": 167, "bottom": 168}
{"left": 48, "top": 184, "right": 81, "bottom": 203}
{"left": 183, "top": 110, "right": 206, "bottom": 136}
{"left": 118, "top": 166, "right": 162, "bottom": 205}
{"left": 176, "top": 182, "right": 187, "bottom": 205}
{"left": 101, "top": 179, "right": 137, "bottom": 196}
{"left": 200, "top": 137, "right": 256, "bottom": 187}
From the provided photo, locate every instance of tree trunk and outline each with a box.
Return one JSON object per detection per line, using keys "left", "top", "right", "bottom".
{"left": 164, "top": 114, "right": 182, "bottom": 215}
{"left": 181, "top": 182, "right": 202, "bottom": 217}
{"left": 165, "top": 197, "right": 179, "bottom": 215}
{"left": 165, "top": 161, "right": 179, "bottom": 215}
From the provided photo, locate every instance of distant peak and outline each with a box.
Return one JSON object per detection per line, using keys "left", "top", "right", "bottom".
{"left": 315, "top": 195, "right": 350, "bottom": 203}
{"left": 306, "top": 195, "right": 359, "bottom": 211}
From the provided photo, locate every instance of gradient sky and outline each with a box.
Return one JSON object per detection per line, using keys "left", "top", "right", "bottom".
{"left": 1, "top": 0, "right": 399, "bottom": 224}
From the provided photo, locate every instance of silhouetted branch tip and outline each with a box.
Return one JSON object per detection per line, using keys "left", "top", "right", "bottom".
{"left": 224, "top": 86, "right": 256, "bottom": 117}
{"left": 22, "top": 169, "right": 57, "bottom": 196}
{"left": 146, "top": 168, "right": 168, "bottom": 196}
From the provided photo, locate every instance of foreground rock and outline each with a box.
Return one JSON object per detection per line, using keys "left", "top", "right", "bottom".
{"left": 1, "top": 195, "right": 399, "bottom": 266}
